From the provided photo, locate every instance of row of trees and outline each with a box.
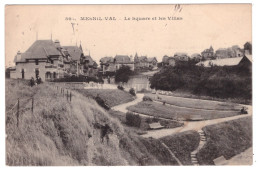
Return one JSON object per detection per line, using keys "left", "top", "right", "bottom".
{"left": 150, "top": 61, "right": 252, "bottom": 100}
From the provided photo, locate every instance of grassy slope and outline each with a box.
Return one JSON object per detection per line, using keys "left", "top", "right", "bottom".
{"left": 127, "top": 101, "right": 240, "bottom": 120}
{"left": 160, "top": 131, "right": 200, "bottom": 165}
{"left": 76, "top": 89, "right": 135, "bottom": 107}
{"left": 145, "top": 93, "right": 241, "bottom": 111}
{"left": 197, "top": 117, "right": 252, "bottom": 165}
{"left": 5, "top": 80, "right": 180, "bottom": 166}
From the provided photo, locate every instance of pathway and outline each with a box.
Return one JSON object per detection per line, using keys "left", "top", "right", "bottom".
{"left": 190, "top": 129, "right": 207, "bottom": 166}
{"left": 141, "top": 105, "right": 252, "bottom": 139}
{"left": 111, "top": 93, "right": 144, "bottom": 113}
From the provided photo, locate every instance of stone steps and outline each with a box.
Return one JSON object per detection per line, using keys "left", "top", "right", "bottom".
{"left": 190, "top": 130, "right": 207, "bottom": 166}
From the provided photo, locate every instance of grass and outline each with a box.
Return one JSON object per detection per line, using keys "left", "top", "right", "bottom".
{"left": 127, "top": 101, "right": 241, "bottom": 120}
{"left": 196, "top": 117, "right": 252, "bottom": 165}
{"left": 159, "top": 130, "right": 200, "bottom": 165}
{"left": 162, "top": 89, "right": 252, "bottom": 105}
{"left": 6, "top": 79, "right": 182, "bottom": 166}
{"left": 145, "top": 93, "right": 241, "bottom": 111}
{"left": 76, "top": 89, "right": 135, "bottom": 107}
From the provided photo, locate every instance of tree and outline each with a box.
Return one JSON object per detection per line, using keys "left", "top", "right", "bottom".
{"left": 115, "top": 65, "right": 133, "bottom": 83}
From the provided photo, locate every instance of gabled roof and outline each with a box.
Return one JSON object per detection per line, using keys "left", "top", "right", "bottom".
{"left": 84, "top": 55, "right": 97, "bottom": 66}
{"left": 15, "top": 40, "right": 61, "bottom": 62}
{"left": 115, "top": 55, "right": 133, "bottom": 64}
{"left": 196, "top": 57, "right": 244, "bottom": 67}
{"left": 100, "top": 57, "right": 114, "bottom": 64}
{"left": 147, "top": 57, "right": 157, "bottom": 63}
{"left": 63, "top": 46, "right": 83, "bottom": 61}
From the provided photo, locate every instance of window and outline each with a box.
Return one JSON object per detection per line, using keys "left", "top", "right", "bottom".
{"left": 35, "top": 59, "right": 39, "bottom": 65}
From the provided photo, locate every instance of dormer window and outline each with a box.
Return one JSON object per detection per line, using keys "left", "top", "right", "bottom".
{"left": 35, "top": 59, "right": 39, "bottom": 65}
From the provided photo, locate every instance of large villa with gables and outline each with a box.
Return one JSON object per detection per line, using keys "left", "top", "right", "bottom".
{"left": 10, "top": 39, "right": 98, "bottom": 81}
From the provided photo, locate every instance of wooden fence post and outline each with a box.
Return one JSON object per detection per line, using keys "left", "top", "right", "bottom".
{"left": 67, "top": 90, "right": 68, "bottom": 101}
{"left": 70, "top": 92, "right": 72, "bottom": 102}
{"left": 31, "top": 97, "right": 34, "bottom": 114}
{"left": 17, "top": 98, "right": 20, "bottom": 128}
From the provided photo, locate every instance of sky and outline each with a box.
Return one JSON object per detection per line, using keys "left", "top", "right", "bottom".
{"left": 5, "top": 4, "right": 252, "bottom": 67}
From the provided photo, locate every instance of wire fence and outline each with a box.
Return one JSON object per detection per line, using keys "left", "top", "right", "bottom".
{"left": 6, "top": 85, "right": 73, "bottom": 128}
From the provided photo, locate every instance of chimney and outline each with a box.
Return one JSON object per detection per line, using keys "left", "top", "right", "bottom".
{"left": 16, "top": 51, "right": 22, "bottom": 62}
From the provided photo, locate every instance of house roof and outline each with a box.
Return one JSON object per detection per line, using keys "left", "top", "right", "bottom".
{"left": 191, "top": 53, "right": 201, "bottom": 58}
{"left": 174, "top": 52, "right": 188, "bottom": 57}
{"left": 14, "top": 40, "right": 61, "bottom": 62}
{"left": 245, "top": 54, "right": 252, "bottom": 62}
{"left": 84, "top": 55, "right": 97, "bottom": 66}
{"left": 162, "top": 56, "right": 169, "bottom": 63}
{"left": 100, "top": 57, "right": 114, "bottom": 64}
{"left": 63, "top": 46, "right": 83, "bottom": 61}
{"left": 147, "top": 57, "right": 157, "bottom": 63}
{"left": 115, "top": 55, "right": 133, "bottom": 64}
{"left": 196, "top": 57, "right": 244, "bottom": 67}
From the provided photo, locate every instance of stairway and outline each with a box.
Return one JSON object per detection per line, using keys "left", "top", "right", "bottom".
{"left": 190, "top": 129, "right": 207, "bottom": 166}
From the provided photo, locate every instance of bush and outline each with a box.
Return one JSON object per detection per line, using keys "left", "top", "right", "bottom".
{"left": 117, "top": 85, "right": 124, "bottom": 91}
{"left": 95, "top": 95, "right": 110, "bottom": 110}
{"left": 126, "top": 112, "right": 141, "bottom": 128}
{"left": 129, "top": 88, "right": 136, "bottom": 96}
{"left": 143, "top": 96, "right": 153, "bottom": 102}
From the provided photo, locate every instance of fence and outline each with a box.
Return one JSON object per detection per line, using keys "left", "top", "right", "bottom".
{"left": 6, "top": 97, "right": 34, "bottom": 128}
{"left": 53, "top": 85, "right": 73, "bottom": 102}
{"left": 6, "top": 85, "right": 73, "bottom": 128}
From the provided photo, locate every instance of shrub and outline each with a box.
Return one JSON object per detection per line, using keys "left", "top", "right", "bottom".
{"left": 117, "top": 85, "right": 124, "bottom": 91}
{"left": 126, "top": 112, "right": 141, "bottom": 128}
{"left": 95, "top": 95, "right": 110, "bottom": 110}
{"left": 129, "top": 88, "right": 136, "bottom": 96}
{"left": 143, "top": 96, "right": 153, "bottom": 102}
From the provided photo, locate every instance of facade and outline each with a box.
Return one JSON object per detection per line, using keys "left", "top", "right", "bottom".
{"left": 173, "top": 52, "right": 189, "bottom": 61}
{"left": 10, "top": 39, "right": 97, "bottom": 81}
{"left": 147, "top": 57, "right": 158, "bottom": 68}
{"left": 11, "top": 40, "right": 64, "bottom": 81}
{"left": 100, "top": 57, "right": 116, "bottom": 75}
{"left": 100, "top": 55, "right": 134, "bottom": 75}
{"left": 191, "top": 53, "right": 202, "bottom": 62}
{"left": 114, "top": 55, "right": 135, "bottom": 71}
{"left": 215, "top": 46, "right": 244, "bottom": 59}
{"left": 201, "top": 46, "right": 214, "bottom": 60}
{"left": 134, "top": 53, "right": 158, "bottom": 69}
{"left": 168, "top": 57, "right": 176, "bottom": 66}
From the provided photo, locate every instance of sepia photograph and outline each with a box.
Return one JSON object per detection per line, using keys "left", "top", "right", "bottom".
{"left": 4, "top": 4, "right": 253, "bottom": 166}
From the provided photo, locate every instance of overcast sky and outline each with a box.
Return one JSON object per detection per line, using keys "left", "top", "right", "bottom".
{"left": 5, "top": 4, "right": 251, "bottom": 66}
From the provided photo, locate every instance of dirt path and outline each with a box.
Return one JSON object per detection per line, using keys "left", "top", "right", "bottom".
{"left": 111, "top": 93, "right": 144, "bottom": 113}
